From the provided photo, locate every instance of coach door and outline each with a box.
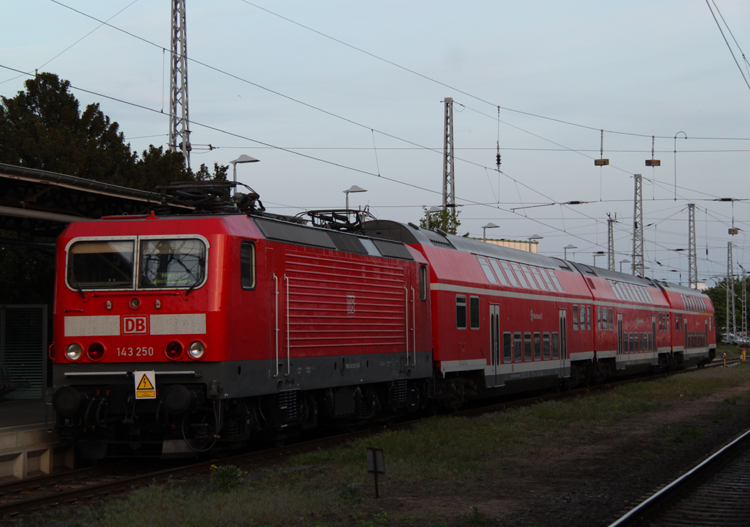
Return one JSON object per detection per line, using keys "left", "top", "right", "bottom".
{"left": 558, "top": 309, "right": 568, "bottom": 378}
{"left": 652, "top": 315, "right": 658, "bottom": 364}
{"left": 489, "top": 304, "right": 501, "bottom": 387}
{"left": 617, "top": 313, "right": 624, "bottom": 370}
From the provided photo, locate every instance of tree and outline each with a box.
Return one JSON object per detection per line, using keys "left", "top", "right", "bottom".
{"left": 194, "top": 162, "right": 229, "bottom": 182}
{"left": 418, "top": 206, "right": 462, "bottom": 235}
{"left": 0, "top": 73, "right": 138, "bottom": 185}
{"left": 704, "top": 276, "right": 749, "bottom": 340}
{"left": 0, "top": 72, "right": 231, "bottom": 192}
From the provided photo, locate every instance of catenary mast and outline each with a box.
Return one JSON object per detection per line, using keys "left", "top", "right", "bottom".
{"left": 169, "top": 0, "right": 191, "bottom": 170}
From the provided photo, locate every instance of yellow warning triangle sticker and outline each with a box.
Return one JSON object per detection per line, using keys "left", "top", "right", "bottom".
{"left": 137, "top": 374, "right": 154, "bottom": 391}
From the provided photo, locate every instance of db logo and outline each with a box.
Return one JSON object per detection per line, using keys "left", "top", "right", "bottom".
{"left": 123, "top": 316, "right": 148, "bottom": 334}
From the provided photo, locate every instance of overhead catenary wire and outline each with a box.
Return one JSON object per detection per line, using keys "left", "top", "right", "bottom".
{"left": 6, "top": 3, "right": 747, "bottom": 284}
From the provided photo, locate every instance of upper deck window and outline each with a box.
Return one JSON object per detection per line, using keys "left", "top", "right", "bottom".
{"left": 490, "top": 259, "right": 510, "bottom": 286}
{"left": 477, "top": 256, "right": 497, "bottom": 284}
{"left": 68, "top": 240, "right": 135, "bottom": 289}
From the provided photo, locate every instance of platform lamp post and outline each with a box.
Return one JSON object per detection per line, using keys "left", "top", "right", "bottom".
{"left": 230, "top": 155, "right": 259, "bottom": 197}
{"left": 482, "top": 222, "right": 499, "bottom": 242}
{"left": 344, "top": 185, "right": 367, "bottom": 210}
{"left": 528, "top": 234, "right": 543, "bottom": 252}
{"left": 593, "top": 251, "right": 606, "bottom": 267}
{"left": 619, "top": 259, "right": 630, "bottom": 273}
{"left": 564, "top": 244, "right": 577, "bottom": 261}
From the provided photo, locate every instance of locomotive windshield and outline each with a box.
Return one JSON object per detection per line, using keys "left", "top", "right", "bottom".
{"left": 138, "top": 239, "right": 205, "bottom": 288}
{"left": 66, "top": 237, "right": 206, "bottom": 290}
{"left": 67, "top": 240, "right": 135, "bottom": 289}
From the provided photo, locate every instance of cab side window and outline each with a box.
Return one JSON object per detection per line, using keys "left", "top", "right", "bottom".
{"left": 241, "top": 241, "right": 256, "bottom": 289}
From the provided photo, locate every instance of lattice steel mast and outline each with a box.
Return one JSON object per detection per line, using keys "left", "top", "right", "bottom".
{"left": 687, "top": 203, "right": 697, "bottom": 289}
{"left": 607, "top": 213, "right": 617, "bottom": 271}
{"left": 169, "top": 0, "right": 191, "bottom": 170}
{"left": 632, "top": 174, "right": 644, "bottom": 277}
{"left": 442, "top": 97, "right": 455, "bottom": 232}
{"left": 728, "top": 242, "right": 736, "bottom": 338}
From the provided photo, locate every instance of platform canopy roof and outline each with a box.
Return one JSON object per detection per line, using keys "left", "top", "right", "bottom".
{"left": 0, "top": 163, "right": 194, "bottom": 239}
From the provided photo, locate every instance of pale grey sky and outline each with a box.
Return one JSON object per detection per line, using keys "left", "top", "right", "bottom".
{"left": 3, "top": 0, "right": 750, "bottom": 284}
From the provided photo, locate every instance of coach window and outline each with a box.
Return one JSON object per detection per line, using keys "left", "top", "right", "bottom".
{"left": 608, "top": 308, "right": 614, "bottom": 330}
{"left": 514, "top": 332, "right": 523, "bottom": 362}
{"left": 503, "top": 332, "right": 512, "bottom": 363}
{"left": 490, "top": 259, "right": 510, "bottom": 286}
{"left": 511, "top": 262, "right": 530, "bottom": 289}
{"left": 543, "top": 333, "right": 550, "bottom": 359}
{"left": 470, "top": 296, "right": 480, "bottom": 329}
{"left": 501, "top": 261, "right": 520, "bottom": 288}
{"left": 522, "top": 265, "right": 539, "bottom": 289}
{"left": 572, "top": 305, "right": 579, "bottom": 330}
{"left": 456, "top": 296, "right": 467, "bottom": 329}
{"left": 602, "top": 307, "right": 607, "bottom": 330}
{"left": 534, "top": 332, "right": 541, "bottom": 360}
{"left": 597, "top": 307, "right": 602, "bottom": 330}
{"left": 524, "top": 332, "right": 532, "bottom": 361}
{"left": 240, "top": 241, "right": 256, "bottom": 289}
{"left": 478, "top": 256, "right": 497, "bottom": 284}
{"left": 579, "top": 306, "right": 586, "bottom": 330}
{"left": 586, "top": 306, "right": 591, "bottom": 330}
{"left": 549, "top": 271, "right": 564, "bottom": 292}
{"left": 540, "top": 268, "right": 555, "bottom": 291}
{"left": 419, "top": 265, "right": 427, "bottom": 301}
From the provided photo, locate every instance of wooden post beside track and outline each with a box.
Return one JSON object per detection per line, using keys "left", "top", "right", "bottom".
{"left": 367, "top": 447, "right": 385, "bottom": 499}
{"left": 723, "top": 352, "right": 727, "bottom": 367}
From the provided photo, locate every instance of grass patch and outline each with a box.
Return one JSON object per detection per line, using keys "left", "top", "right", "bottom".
{"left": 655, "top": 424, "right": 704, "bottom": 443}
{"left": 29, "top": 363, "right": 750, "bottom": 527}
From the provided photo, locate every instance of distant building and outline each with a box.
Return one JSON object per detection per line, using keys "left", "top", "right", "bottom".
{"left": 479, "top": 238, "right": 539, "bottom": 254}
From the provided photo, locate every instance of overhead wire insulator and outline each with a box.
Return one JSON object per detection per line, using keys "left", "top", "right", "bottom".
{"left": 496, "top": 106, "right": 502, "bottom": 170}
{"left": 646, "top": 135, "right": 661, "bottom": 167}
{"left": 595, "top": 129, "right": 609, "bottom": 166}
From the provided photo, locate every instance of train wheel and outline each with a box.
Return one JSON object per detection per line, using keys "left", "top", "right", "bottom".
{"left": 180, "top": 409, "right": 218, "bottom": 453}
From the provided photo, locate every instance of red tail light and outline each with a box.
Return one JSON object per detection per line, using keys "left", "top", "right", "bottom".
{"left": 87, "top": 342, "right": 105, "bottom": 361}
{"left": 165, "top": 341, "right": 183, "bottom": 360}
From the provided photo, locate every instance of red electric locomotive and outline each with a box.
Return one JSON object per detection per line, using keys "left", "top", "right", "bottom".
{"left": 51, "top": 192, "right": 433, "bottom": 458}
{"left": 50, "top": 186, "right": 716, "bottom": 458}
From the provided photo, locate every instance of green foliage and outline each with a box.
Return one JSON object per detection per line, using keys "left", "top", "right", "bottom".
{"left": 195, "top": 162, "right": 229, "bottom": 182}
{"left": 704, "top": 276, "right": 749, "bottom": 339}
{"left": 418, "top": 206, "right": 462, "bottom": 235}
{"left": 338, "top": 481, "right": 362, "bottom": 502}
{"left": 210, "top": 464, "right": 246, "bottom": 492}
{"left": 0, "top": 72, "right": 229, "bottom": 193}
{"left": 0, "top": 73, "right": 138, "bottom": 185}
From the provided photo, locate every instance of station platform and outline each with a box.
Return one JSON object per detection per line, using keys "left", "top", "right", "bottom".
{"left": 0, "top": 399, "right": 74, "bottom": 481}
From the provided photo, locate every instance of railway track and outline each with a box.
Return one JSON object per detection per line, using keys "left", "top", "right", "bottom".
{"left": 0, "top": 359, "right": 738, "bottom": 523}
{"left": 608, "top": 427, "right": 750, "bottom": 527}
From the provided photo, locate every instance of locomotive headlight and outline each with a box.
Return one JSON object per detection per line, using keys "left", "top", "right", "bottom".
{"left": 66, "top": 343, "right": 83, "bottom": 361}
{"left": 188, "top": 341, "right": 205, "bottom": 360}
